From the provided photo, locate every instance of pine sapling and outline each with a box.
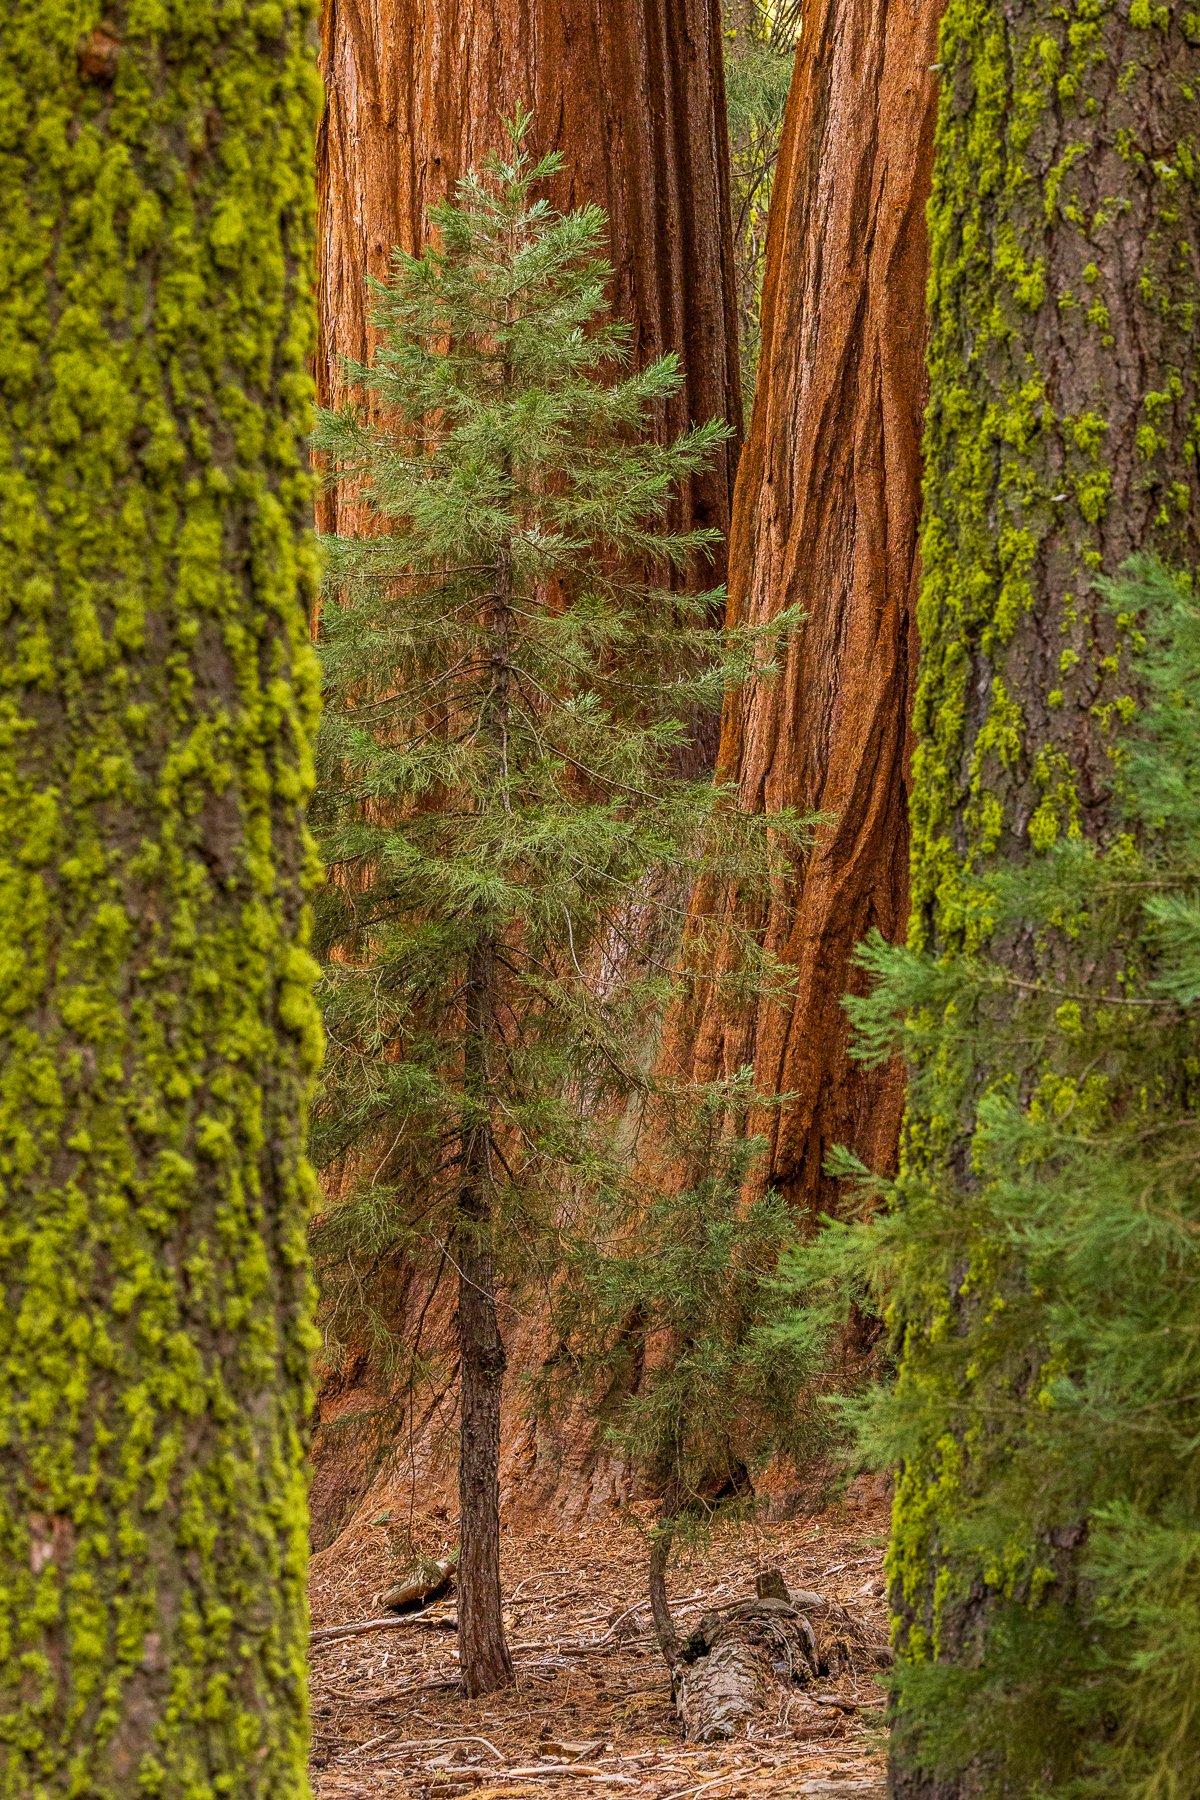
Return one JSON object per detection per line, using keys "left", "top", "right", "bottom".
{"left": 311, "top": 117, "right": 802, "bottom": 1697}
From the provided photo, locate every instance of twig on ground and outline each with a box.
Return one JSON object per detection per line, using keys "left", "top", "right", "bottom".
{"left": 355, "top": 1731, "right": 505, "bottom": 1762}
{"left": 660, "top": 1772, "right": 750, "bottom": 1800}
{"left": 509, "top": 1570, "right": 571, "bottom": 1602}
{"left": 311, "top": 1612, "right": 452, "bottom": 1648}
{"left": 811, "top": 1694, "right": 886, "bottom": 1713}
{"left": 325, "top": 1673, "right": 463, "bottom": 1707}
{"left": 594, "top": 1601, "right": 647, "bottom": 1643}
{"left": 462, "top": 1766, "right": 636, "bottom": 1783}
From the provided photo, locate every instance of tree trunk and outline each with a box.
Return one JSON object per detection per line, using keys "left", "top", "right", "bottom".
{"left": 892, "top": 5, "right": 1200, "bottom": 1794}
{"left": 648, "top": 1511, "right": 682, "bottom": 1671}
{"left": 0, "top": 7, "right": 321, "bottom": 1791}
{"left": 455, "top": 1233, "right": 512, "bottom": 1696}
{"left": 315, "top": 0, "right": 742, "bottom": 612}
{"left": 723, "top": 0, "right": 763, "bottom": 40}
{"left": 456, "top": 933, "right": 514, "bottom": 1695}
{"left": 309, "top": 0, "right": 745, "bottom": 1544}
{"left": 660, "top": 0, "right": 945, "bottom": 1219}
{"left": 452, "top": 525, "right": 516, "bottom": 1695}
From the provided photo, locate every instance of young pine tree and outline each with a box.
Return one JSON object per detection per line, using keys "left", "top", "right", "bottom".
{"left": 310, "top": 122, "right": 795, "bottom": 1698}
{"left": 547, "top": 1080, "right": 826, "bottom": 1675}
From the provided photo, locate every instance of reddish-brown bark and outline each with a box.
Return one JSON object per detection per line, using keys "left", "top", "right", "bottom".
{"left": 664, "top": 0, "right": 945, "bottom": 1217}
{"left": 309, "top": 0, "right": 743, "bottom": 1557}
{"left": 315, "top": 0, "right": 742, "bottom": 570}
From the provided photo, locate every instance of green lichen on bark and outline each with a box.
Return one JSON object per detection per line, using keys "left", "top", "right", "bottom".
{"left": 0, "top": 5, "right": 322, "bottom": 1794}
{"left": 891, "top": 0, "right": 1200, "bottom": 1786}
{"left": 912, "top": 0, "right": 1200, "bottom": 948}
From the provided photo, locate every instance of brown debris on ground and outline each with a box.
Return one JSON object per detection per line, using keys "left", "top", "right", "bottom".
{"left": 309, "top": 1484, "right": 891, "bottom": 1799}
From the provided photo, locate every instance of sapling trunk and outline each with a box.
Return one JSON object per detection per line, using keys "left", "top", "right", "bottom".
{"left": 455, "top": 940, "right": 513, "bottom": 1694}
{"left": 455, "top": 1241, "right": 512, "bottom": 1694}
{"left": 455, "top": 528, "right": 516, "bottom": 1696}
{"left": 648, "top": 1485, "right": 682, "bottom": 1671}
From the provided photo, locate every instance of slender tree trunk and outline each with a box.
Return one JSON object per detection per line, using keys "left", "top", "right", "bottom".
{"left": 892, "top": 6, "right": 1200, "bottom": 1794}
{"left": 455, "top": 1215, "right": 512, "bottom": 1697}
{"left": 455, "top": 1222, "right": 512, "bottom": 1696}
{"left": 723, "top": 0, "right": 763, "bottom": 39}
{"left": 315, "top": 0, "right": 742, "bottom": 628}
{"left": 648, "top": 1479, "right": 683, "bottom": 1671}
{"left": 456, "top": 942, "right": 514, "bottom": 1697}
{"left": 648, "top": 1521, "right": 681, "bottom": 1671}
{"left": 0, "top": 6, "right": 321, "bottom": 1790}
{"left": 453, "top": 531, "right": 517, "bottom": 1696}
{"left": 659, "top": 0, "right": 944, "bottom": 1219}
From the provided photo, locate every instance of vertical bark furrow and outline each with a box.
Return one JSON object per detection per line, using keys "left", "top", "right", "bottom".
{"left": 661, "top": 0, "right": 945, "bottom": 1219}
{"left": 315, "top": 0, "right": 742, "bottom": 573}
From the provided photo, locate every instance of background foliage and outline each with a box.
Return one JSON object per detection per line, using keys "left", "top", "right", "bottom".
{"left": 722, "top": 1, "right": 800, "bottom": 408}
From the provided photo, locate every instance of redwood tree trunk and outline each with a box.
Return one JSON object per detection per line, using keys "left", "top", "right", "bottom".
{"left": 661, "top": 0, "right": 945, "bottom": 1217}
{"left": 310, "top": 0, "right": 744, "bottom": 1553}
{"left": 315, "top": 0, "right": 742, "bottom": 593}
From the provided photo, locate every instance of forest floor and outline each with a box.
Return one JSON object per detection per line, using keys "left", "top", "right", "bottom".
{"left": 309, "top": 1487, "right": 891, "bottom": 1799}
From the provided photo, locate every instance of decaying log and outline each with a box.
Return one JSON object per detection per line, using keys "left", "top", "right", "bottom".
{"left": 675, "top": 1601, "right": 818, "bottom": 1742}
{"left": 380, "top": 1554, "right": 456, "bottom": 1614}
{"left": 670, "top": 1569, "right": 888, "bottom": 1743}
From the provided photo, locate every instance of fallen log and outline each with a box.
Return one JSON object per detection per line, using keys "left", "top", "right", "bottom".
{"left": 379, "top": 1553, "right": 456, "bottom": 1614}
{"left": 668, "top": 1570, "right": 889, "bottom": 1743}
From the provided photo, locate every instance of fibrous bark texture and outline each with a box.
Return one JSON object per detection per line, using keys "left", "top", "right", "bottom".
{"left": 892, "top": 4, "right": 1200, "bottom": 1794}
{"left": 455, "top": 1194, "right": 512, "bottom": 1697}
{"left": 661, "top": 0, "right": 944, "bottom": 1216}
{"left": 0, "top": 4, "right": 322, "bottom": 1793}
{"left": 671, "top": 1583, "right": 889, "bottom": 1743}
{"left": 316, "top": 0, "right": 742, "bottom": 575}
{"left": 309, "top": 0, "right": 743, "bottom": 1548}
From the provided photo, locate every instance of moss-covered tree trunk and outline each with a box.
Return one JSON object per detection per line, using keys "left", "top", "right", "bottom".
{"left": 0, "top": 7, "right": 323, "bottom": 1792}
{"left": 892, "top": 4, "right": 1200, "bottom": 1794}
